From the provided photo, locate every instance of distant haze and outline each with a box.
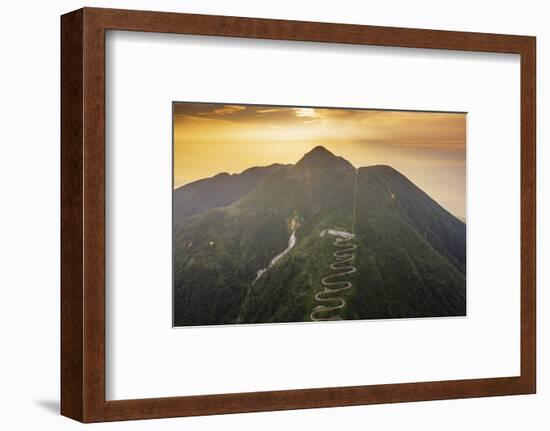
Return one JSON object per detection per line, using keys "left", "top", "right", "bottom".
{"left": 173, "top": 103, "right": 466, "bottom": 219}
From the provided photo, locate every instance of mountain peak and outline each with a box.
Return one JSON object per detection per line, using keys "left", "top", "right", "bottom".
{"left": 295, "top": 146, "right": 354, "bottom": 172}
{"left": 308, "top": 145, "right": 334, "bottom": 156}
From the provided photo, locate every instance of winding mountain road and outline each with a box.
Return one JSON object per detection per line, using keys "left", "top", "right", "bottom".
{"left": 311, "top": 169, "right": 359, "bottom": 322}
{"left": 310, "top": 237, "right": 357, "bottom": 321}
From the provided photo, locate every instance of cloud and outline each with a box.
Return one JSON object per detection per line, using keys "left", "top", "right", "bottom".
{"left": 257, "top": 108, "right": 285, "bottom": 114}
{"left": 173, "top": 103, "right": 246, "bottom": 118}
{"left": 293, "top": 108, "right": 321, "bottom": 118}
{"left": 174, "top": 103, "right": 466, "bottom": 152}
{"left": 204, "top": 105, "right": 246, "bottom": 116}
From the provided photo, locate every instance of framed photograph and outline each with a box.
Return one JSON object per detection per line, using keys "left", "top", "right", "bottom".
{"left": 172, "top": 102, "right": 468, "bottom": 326}
{"left": 61, "top": 7, "right": 536, "bottom": 422}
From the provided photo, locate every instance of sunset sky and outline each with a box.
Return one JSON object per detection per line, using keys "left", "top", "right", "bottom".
{"left": 173, "top": 103, "right": 466, "bottom": 219}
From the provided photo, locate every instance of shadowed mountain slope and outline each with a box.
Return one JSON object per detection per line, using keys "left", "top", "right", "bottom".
{"left": 174, "top": 163, "right": 288, "bottom": 219}
{"left": 173, "top": 146, "right": 466, "bottom": 326}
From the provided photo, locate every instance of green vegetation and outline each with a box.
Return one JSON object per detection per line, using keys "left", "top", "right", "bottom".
{"left": 173, "top": 146, "right": 466, "bottom": 326}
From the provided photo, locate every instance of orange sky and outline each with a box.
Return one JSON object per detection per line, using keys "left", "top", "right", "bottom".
{"left": 173, "top": 103, "right": 466, "bottom": 218}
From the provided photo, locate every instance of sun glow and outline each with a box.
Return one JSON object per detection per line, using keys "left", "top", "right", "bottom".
{"left": 294, "top": 107, "right": 318, "bottom": 118}
{"left": 173, "top": 103, "right": 467, "bottom": 218}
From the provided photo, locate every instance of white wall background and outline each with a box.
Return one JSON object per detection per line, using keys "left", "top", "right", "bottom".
{"left": 0, "top": 0, "right": 546, "bottom": 429}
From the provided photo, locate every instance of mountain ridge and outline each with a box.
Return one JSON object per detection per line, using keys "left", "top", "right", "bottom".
{"left": 173, "top": 163, "right": 289, "bottom": 219}
{"left": 173, "top": 146, "right": 466, "bottom": 326}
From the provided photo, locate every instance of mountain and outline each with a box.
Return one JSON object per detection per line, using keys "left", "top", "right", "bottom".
{"left": 173, "top": 146, "right": 466, "bottom": 326}
{"left": 173, "top": 163, "right": 288, "bottom": 219}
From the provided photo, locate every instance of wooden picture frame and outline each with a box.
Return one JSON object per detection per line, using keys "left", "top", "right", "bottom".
{"left": 61, "top": 7, "right": 536, "bottom": 423}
